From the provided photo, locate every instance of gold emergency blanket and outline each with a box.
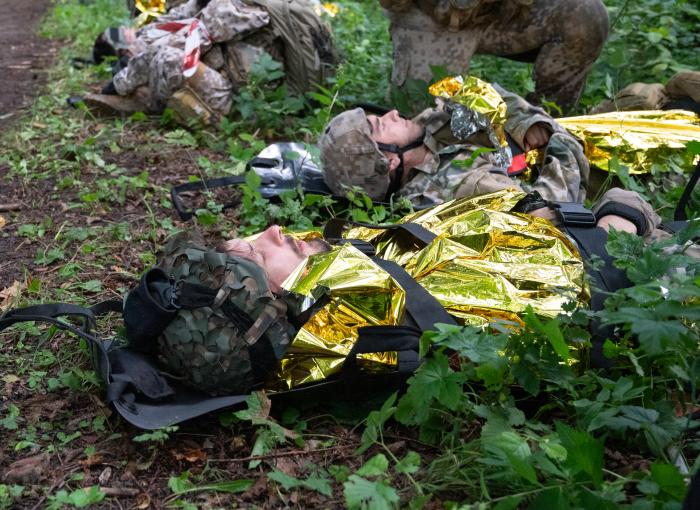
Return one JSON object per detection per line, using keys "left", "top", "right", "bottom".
{"left": 347, "top": 189, "right": 587, "bottom": 325}
{"left": 430, "top": 75, "right": 700, "bottom": 174}
{"left": 273, "top": 190, "right": 586, "bottom": 389}
{"left": 273, "top": 243, "right": 405, "bottom": 390}
{"left": 429, "top": 75, "right": 508, "bottom": 128}
{"left": 555, "top": 110, "right": 700, "bottom": 174}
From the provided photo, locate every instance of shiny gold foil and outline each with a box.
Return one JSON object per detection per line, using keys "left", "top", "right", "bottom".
{"left": 429, "top": 76, "right": 700, "bottom": 174}
{"left": 555, "top": 110, "right": 700, "bottom": 173}
{"left": 315, "top": 2, "right": 340, "bottom": 16}
{"left": 429, "top": 75, "right": 508, "bottom": 127}
{"left": 271, "top": 243, "right": 405, "bottom": 389}
{"left": 271, "top": 190, "right": 587, "bottom": 389}
{"left": 348, "top": 189, "right": 586, "bottom": 324}
{"left": 134, "top": 0, "right": 167, "bottom": 26}
{"left": 429, "top": 75, "right": 508, "bottom": 148}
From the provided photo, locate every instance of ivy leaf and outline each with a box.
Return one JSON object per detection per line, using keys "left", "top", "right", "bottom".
{"left": 267, "top": 470, "right": 332, "bottom": 497}
{"left": 484, "top": 431, "right": 537, "bottom": 484}
{"left": 343, "top": 475, "right": 399, "bottom": 510}
{"left": 523, "top": 308, "right": 570, "bottom": 360}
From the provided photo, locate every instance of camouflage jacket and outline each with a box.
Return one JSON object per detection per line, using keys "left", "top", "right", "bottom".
{"left": 398, "top": 85, "right": 566, "bottom": 207}
{"left": 379, "top": 0, "right": 533, "bottom": 28}
{"left": 128, "top": 0, "right": 334, "bottom": 95}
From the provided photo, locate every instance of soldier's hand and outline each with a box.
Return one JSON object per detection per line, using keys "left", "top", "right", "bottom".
{"left": 524, "top": 122, "right": 551, "bottom": 151}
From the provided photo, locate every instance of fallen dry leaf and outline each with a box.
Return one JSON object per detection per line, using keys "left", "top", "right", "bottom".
{"left": 0, "top": 215, "right": 5, "bottom": 228}
{"left": 274, "top": 456, "right": 299, "bottom": 477}
{"left": 0, "top": 281, "right": 21, "bottom": 311}
{"left": 98, "top": 466, "right": 113, "bottom": 485}
{"left": 3, "top": 453, "right": 50, "bottom": 484}
{"left": 2, "top": 374, "right": 19, "bottom": 384}
{"left": 171, "top": 447, "right": 207, "bottom": 463}
{"left": 80, "top": 454, "right": 104, "bottom": 468}
{"left": 134, "top": 493, "right": 151, "bottom": 509}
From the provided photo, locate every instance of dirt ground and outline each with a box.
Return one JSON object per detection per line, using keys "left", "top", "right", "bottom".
{"left": 0, "top": 0, "right": 58, "bottom": 130}
{"left": 0, "top": 0, "right": 59, "bottom": 287}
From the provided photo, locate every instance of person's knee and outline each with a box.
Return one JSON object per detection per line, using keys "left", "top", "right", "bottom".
{"left": 560, "top": 0, "right": 609, "bottom": 54}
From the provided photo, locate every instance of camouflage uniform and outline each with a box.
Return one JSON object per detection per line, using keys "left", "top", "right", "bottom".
{"left": 401, "top": 85, "right": 589, "bottom": 206}
{"left": 320, "top": 85, "right": 589, "bottom": 208}
{"left": 114, "top": 0, "right": 335, "bottom": 114}
{"left": 382, "top": 0, "right": 609, "bottom": 112}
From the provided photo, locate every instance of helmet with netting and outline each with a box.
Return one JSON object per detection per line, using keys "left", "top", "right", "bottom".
{"left": 318, "top": 108, "right": 391, "bottom": 200}
{"left": 155, "top": 232, "right": 293, "bottom": 395}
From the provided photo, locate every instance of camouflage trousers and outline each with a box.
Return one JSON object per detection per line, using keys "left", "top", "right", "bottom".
{"left": 455, "top": 131, "right": 590, "bottom": 203}
{"left": 113, "top": 45, "right": 234, "bottom": 114}
{"left": 387, "top": 0, "right": 609, "bottom": 113}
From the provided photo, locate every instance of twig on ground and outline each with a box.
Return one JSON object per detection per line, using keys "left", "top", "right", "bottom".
{"left": 207, "top": 445, "right": 347, "bottom": 463}
{"left": 0, "top": 202, "right": 22, "bottom": 212}
{"left": 100, "top": 487, "right": 141, "bottom": 497}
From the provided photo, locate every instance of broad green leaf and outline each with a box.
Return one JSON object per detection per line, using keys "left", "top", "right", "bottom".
{"left": 650, "top": 463, "right": 687, "bottom": 500}
{"left": 358, "top": 393, "right": 397, "bottom": 454}
{"left": 555, "top": 422, "right": 603, "bottom": 487}
{"left": 356, "top": 453, "right": 389, "bottom": 477}
{"left": 395, "top": 451, "right": 420, "bottom": 475}
{"left": 493, "top": 494, "right": 524, "bottom": 510}
{"left": 344, "top": 475, "right": 399, "bottom": 510}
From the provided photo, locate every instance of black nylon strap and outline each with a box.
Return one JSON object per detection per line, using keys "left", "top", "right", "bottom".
{"left": 323, "top": 218, "right": 437, "bottom": 247}
{"left": 371, "top": 258, "right": 457, "bottom": 331}
{"left": 564, "top": 226, "right": 632, "bottom": 369}
{"left": 0, "top": 300, "right": 122, "bottom": 339}
{"left": 176, "top": 282, "right": 217, "bottom": 308}
{"left": 564, "top": 226, "right": 632, "bottom": 308}
{"left": 675, "top": 160, "right": 700, "bottom": 222}
{"left": 171, "top": 175, "right": 250, "bottom": 221}
{"left": 344, "top": 325, "right": 423, "bottom": 374}
{"left": 595, "top": 201, "right": 648, "bottom": 235}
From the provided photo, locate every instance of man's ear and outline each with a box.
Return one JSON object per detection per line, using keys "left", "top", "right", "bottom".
{"left": 385, "top": 153, "right": 401, "bottom": 173}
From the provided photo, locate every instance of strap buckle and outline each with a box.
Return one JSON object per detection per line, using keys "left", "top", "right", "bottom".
{"left": 549, "top": 202, "right": 597, "bottom": 227}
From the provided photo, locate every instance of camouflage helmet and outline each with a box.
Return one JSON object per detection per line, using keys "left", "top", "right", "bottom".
{"left": 318, "top": 108, "right": 392, "bottom": 201}
{"left": 155, "top": 231, "right": 293, "bottom": 395}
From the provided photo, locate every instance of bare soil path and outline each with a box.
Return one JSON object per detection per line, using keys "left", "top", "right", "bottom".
{"left": 0, "top": 0, "right": 57, "bottom": 128}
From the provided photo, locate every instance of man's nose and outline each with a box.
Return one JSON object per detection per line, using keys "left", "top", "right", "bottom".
{"left": 264, "top": 225, "right": 283, "bottom": 245}
{"left": 386, "top": 109, "right": 400, "bottom": 121}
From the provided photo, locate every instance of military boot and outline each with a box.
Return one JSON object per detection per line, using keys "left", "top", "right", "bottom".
{"left": 81, "top": 92, "right": 148, "bottom": 116}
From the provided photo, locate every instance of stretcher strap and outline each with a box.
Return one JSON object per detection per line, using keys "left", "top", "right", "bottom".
{"left": 323, "top": 217, "right": 437, "bottom": 247}
{"left": 675, "top": 160, "right": 700, "bottom": 222}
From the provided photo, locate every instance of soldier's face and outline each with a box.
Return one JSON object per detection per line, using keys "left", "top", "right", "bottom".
{"left": 219, "top": 226, "right": 329, "bottom": 293}
{"left": 367, "top": 110, "right": 423, "bottom": 148}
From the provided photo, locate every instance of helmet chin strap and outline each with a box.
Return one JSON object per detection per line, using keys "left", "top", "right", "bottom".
{"left": 377, "top": 132, "right": 425, "bottom": 197}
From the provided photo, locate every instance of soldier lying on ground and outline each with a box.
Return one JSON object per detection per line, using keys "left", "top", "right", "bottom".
{"left": 154, "top": 186, "right": 675, "bottom": 392}
{"left": 380, "top": 0, "right": 609, "bottom": 113}
{"left": 84, "top": 0, "right": 337, "bottom": 123}
{"left": 319, "top": 83, "right": 588, "bottom": 210}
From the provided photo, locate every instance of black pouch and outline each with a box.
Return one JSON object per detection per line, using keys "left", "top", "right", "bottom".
{"left": 123, "top": 268, "right": 178, "bottom": 354}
